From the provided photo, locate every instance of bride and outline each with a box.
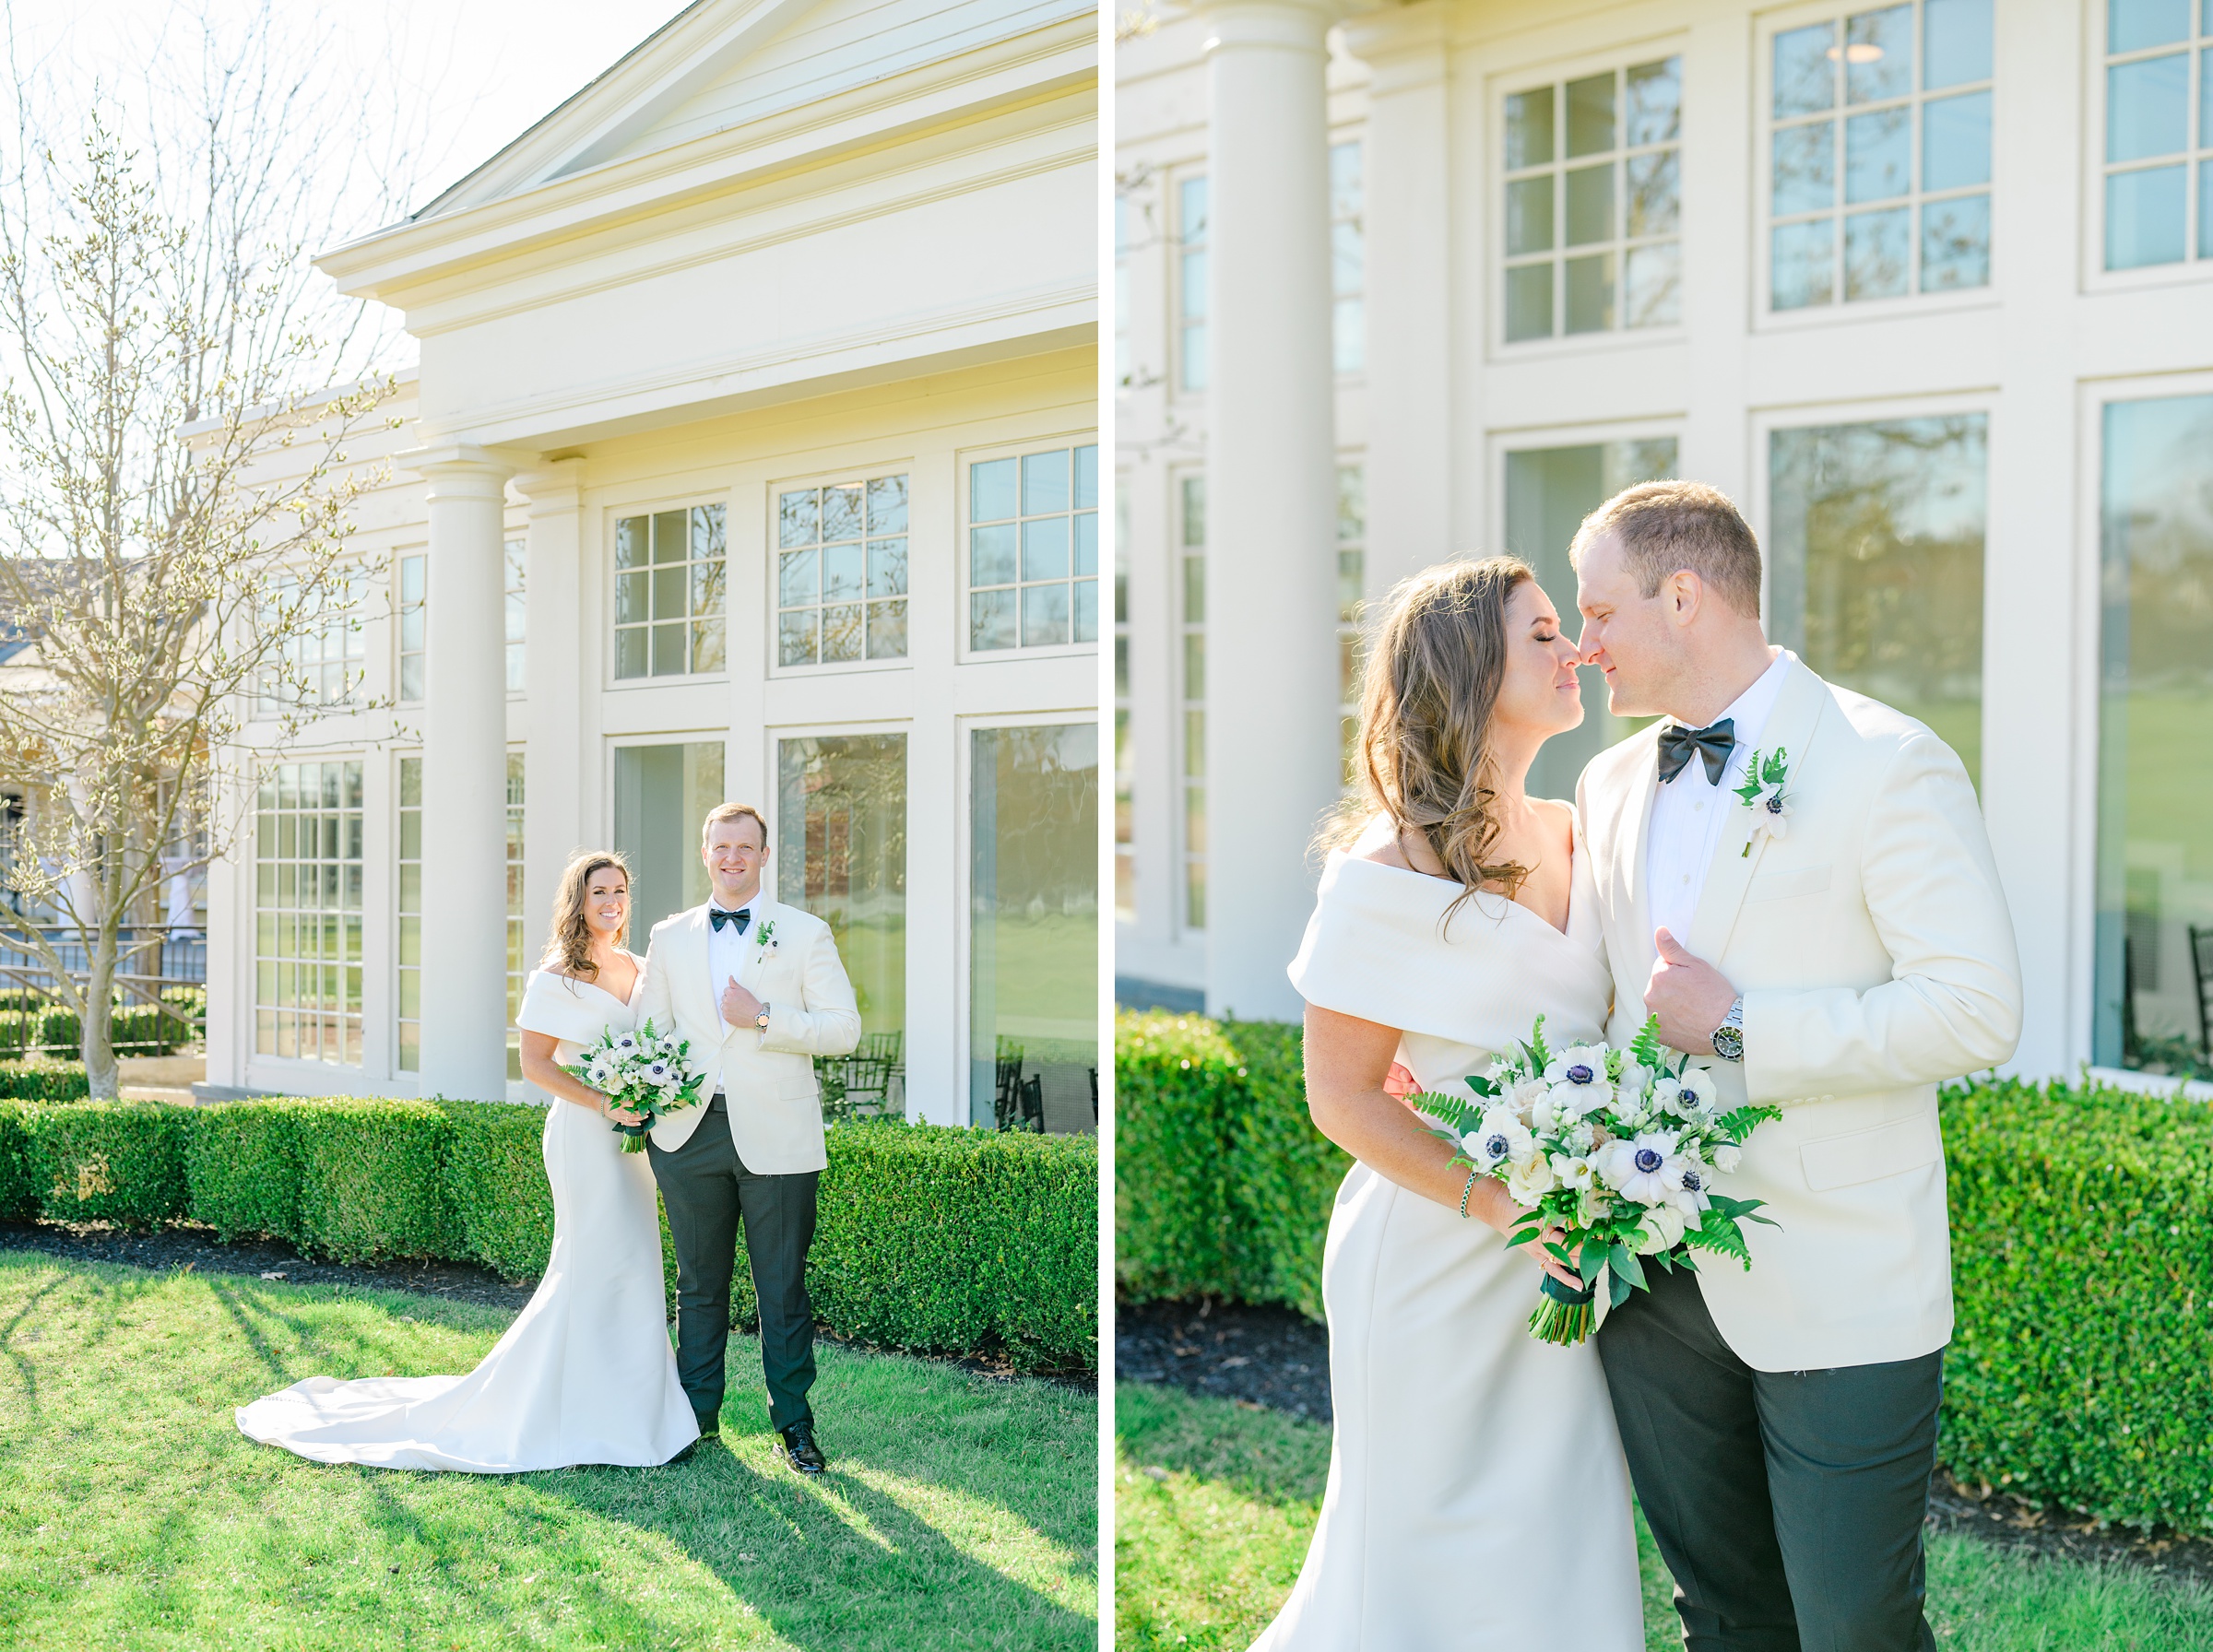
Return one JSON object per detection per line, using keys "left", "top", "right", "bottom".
{"left": 1251, "top": 559, "right": 1643, "bottom": 1649}
{"left": 235, "top": 850, "right": 699, "bottom": 1472}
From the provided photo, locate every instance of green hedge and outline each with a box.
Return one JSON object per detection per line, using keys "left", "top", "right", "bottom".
{"left": 0, "top": 1059, "right": 91, "bottom": 1102}
{"left": 0, "top": 1095, "right": 1097, "bottom": 1371}
{"left": 0, "top": 1002, "right": 194, "bottom": 1059}
{"left": 1115, "top": 1009, "right": 2213, "bottom": 1538}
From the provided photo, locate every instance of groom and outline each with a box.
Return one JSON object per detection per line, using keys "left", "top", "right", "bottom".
{"left": 1571, "top": 481, "right": 2022, "bottom": 1651}
{"left": 637, "top": 802, "right": 860, "bottom": 1474}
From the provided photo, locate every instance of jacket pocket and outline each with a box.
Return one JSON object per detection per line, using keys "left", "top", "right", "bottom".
{"left": 775, "top": 1073, "right": 821, "bottom": 1103}
{"left": 1799, "top": 1112, "right": 1942, "bottom": 1191}
{"left": 1747, "top": 863, "right": 1832, "bottom": 904}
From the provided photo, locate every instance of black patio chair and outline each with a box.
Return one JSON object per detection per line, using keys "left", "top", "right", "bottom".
{"left": 993, "top": 1043, "right": 1025, "bottom": 1131}
{"left": 2191, "top": 924, "right": 2212, "bottom": 1057}
{"left": 1018, "top": 1072, "right": 1045, "bottom": 1132}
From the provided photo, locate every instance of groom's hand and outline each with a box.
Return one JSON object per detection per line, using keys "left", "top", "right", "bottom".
{"left": 721, "top": 975, "right": 764, "bottom": 1030}
{"left": 1645, "top": 927, "right": 1736, "bottom": 1056}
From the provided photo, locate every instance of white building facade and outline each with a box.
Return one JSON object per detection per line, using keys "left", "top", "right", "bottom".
{"left": 1116, "top": 0, "right": 2213, "bottom": 1089}
{"left": 204, "top": 0, "right": 1102, "bottom": 1130}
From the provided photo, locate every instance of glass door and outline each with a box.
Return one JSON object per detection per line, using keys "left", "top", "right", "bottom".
{"left": 612, "top": 741, "right": 726, "bottom": 937}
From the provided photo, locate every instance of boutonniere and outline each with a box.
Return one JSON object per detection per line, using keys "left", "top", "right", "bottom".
{"left": 753, "top": 919, "right": 777, "bottom": 951}
{"left": 1733, "top": 748, "right": 1792, "bottom": 856}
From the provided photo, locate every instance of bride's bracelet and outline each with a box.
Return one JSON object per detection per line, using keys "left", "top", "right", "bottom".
{"left": 1459, "top": 1168, "right": 1479, "bottom": 1220}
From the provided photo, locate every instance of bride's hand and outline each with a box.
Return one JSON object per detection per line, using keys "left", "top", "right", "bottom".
{"left": 602, "top": 1098, "right": 648, "bottom": 1127}
{"left": 1516, "top": 1221, "right": 1583, "bottom": 1290}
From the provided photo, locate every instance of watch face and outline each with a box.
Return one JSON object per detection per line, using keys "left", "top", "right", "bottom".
{"left": 1712, "top": 1027, "right": 1743, "bottom": 1061}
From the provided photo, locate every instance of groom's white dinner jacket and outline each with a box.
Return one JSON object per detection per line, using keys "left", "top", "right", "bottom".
{"left": 635, "top": 896, "right": 861, "bottom": 1174}
{"left": 1577, "top": 653, "right": 2022, "bottom": 1372}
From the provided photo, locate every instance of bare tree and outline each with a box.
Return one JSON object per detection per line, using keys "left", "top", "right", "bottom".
{"left": 0, "top": 4, "right": 428, "bottom": 1096}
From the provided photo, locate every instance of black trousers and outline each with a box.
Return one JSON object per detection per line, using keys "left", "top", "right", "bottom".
{"left": 647, "top": 1096, "right": 818, "bottom": 1434}
{"left": 1597, "top": 1264, "right": 1942, "bottom": 1652}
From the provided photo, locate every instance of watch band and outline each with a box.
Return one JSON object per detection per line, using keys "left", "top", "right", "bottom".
{"left": 1711, "top": 996, "right": 1746, "bottom": 1063}
{"left": 755, "top": 1002, "right": 772, "bottom": 1031}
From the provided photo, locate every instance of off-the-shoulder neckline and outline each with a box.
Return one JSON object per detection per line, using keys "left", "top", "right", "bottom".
{"left": 1331, "top": 843, "right": 1580, "bottom": 940}
{"left": 533, "top": 958, "right": 645, "bottom": 1008}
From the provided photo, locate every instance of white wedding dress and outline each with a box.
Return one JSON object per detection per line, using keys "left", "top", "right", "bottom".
{"left": 235, "top": 965, "right": 699, "bottom": 1472}
{"left": 1252, "top": 842, "right": 1644, "bottom": 1651}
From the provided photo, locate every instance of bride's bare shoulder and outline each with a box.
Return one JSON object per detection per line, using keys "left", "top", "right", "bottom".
{"left": 1348, "top": 815, "right": 1412, "bottom": 869}
{"left": 1533, "top": 795, "right": 1578, "bottom": 854}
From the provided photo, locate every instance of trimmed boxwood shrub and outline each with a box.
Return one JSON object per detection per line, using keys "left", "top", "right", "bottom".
{"left": 293, "top": 1099, "right": 462, "bottom": 1263}
{"left": 24, "top": 1101, "right": 191, "bottom": 1227}
{"left": 0, "top": 1102, "right": 39, "bottom": 1218}
{"left": 440, "top": 1099, "right": 555, "bottom": 1283}
{"left": 806, "top": 1122, "right": 1097, "bottom": 1370}
{"left": 185, "top": 1100, "right": 313, "bottom": 1242}
{"left": 0, "top": 1003, "right": 191, "bottom": 1059}
{"left": 0, "top": 1059, "right": 91, "bottom": 1102}
{"left": 1116, "top": 1011, "right": 2213, "bottom": 1538}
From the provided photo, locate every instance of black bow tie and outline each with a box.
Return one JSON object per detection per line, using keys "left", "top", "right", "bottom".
{"left": 1656, "top": 718, "right": 1737, "bottom": 785}
{"left": 709, "top": 906, "right": 751, "bottom": 934}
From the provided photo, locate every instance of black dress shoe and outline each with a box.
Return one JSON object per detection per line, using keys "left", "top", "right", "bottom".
{"left": 694, "top": 1413, "right": 721, "bottom": 1440}
{"left": 777, "top": 1419, "right": 826, "bottom": 1476}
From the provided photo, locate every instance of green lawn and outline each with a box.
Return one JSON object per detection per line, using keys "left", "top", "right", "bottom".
{"left": 0, "top": 1252, "right": 1095, "bottom": 1650}
{"left": 1115, "top": 1381, "right": 2213, "bottom": 1652}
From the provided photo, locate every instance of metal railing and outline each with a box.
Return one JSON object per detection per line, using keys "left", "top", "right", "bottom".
{"left": 0, "top": 923, "right": 206, "bottom": 1015}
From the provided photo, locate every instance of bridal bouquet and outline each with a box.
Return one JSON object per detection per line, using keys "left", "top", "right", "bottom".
{"left": 564, "top": 1019, "right": 705, "bottom": 1153}
{"left": 1416, "top": 1016, "right": 1781, "bottom": 1345}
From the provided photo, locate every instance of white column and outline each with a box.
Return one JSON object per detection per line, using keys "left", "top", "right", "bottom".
{"left": 514, "top": 459, "right": 586, "bottom": 1002}
{"left": 1198, "top": 0, "right": 1343, "bottom": 1021}
{"left": 408, "top": 445, "right": 514, "bottom": 1101}
{"left": 1342, "top": 5, "right": 1453, "bottom": 589}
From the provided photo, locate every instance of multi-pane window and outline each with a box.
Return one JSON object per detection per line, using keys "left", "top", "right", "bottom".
{"left": 777, "top": 476, "right": 908, "bottom": 667}
{"left": 1178, "top": 176, "right": 1208, "bottom": 393}
{"left": 503, "top": 539, "right": 526, "bottom": 693}
{"left": 1769, "top": 0, "right": 1994, "bottom": 310}
{"left": 396, "top": 755, "right": 420, "bottom": 1073}
{"left": 969, "top": 444, "right": 1099, "bottom": 651}
{"left": 505, "top": 751, "right": 525, "bottom": 1081}
{"left": 254, "top": 760, "right": 363, "bottom": 1066}
{"left": 1178, "top": 475, "right": 1206, "bottom": 930}
{"left": 396, "top": 554, "right": 425, "bottom": 702}
{"left": 1336, "top": 465, "right": 1367, "bottom": 782}
{"left": 258, "top": 572, "right": 366, "bottom": 715}
{"left": 1331, "top": 142, "right": 1366, "bottom": 373}
{"left": 1115, "top": 482, "right": 1134, "bottom": 923}
{"left": 613, "top": 503, "right": 727, "bottom": 679}
{"left": 2101, "top": 0, "right": 2213, "bottom": 269}
{"left": 1504, "top": 54, "right": 1682, "bottom": 341}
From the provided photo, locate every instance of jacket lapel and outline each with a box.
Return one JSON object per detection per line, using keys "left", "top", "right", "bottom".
{"left": 739, "top": 896, "right": 779, "bottom": 994}
{"left": 686, "top": 905, "right": 720, "bottom": 1033}
{"left": 1615, "top": 729, "right": 1663, "bottom": 980}
{"left": 1685, "top": 657, "right": 1828, "bottom": 964}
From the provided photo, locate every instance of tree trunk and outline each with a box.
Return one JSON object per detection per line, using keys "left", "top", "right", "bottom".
{"left": 82, "top": 929, "right": 120, "bottom": 1101}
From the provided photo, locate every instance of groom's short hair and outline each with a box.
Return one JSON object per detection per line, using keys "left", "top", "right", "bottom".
{"left": 1572, "top": 480, "right": 1762, "bottom": 619}
{"left": 701, "top": 801, "right": 769, "bottom": 849}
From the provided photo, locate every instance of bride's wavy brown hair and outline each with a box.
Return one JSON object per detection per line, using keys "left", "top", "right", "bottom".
{"left": 1330, "top": 557, "right": 1536, "bottom": 918}
{"left": 540, "top": 850, "right": 633, "bottom": 981}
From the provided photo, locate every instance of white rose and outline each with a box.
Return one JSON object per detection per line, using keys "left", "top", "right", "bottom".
{"left": 1507, "top": 1152, "right": 1558, "bottom": 1205}
{"left": 1576, "top": 1186, "right": 1615, "bottom": 1225}
{"left": 1710, "top": 1142, "right": 1742, "bottom": 1174}
{"left": 1636, "top": 1204, "right": 1687, "bottom": 1254}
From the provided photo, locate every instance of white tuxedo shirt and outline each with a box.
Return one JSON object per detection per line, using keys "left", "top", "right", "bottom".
{"left": 635, "top": 894, "right": 861, "bottom": 1174}
{"left": 1577, "top": 654, "right": 2022, "bottom": 1370}
{"left": 1646, "top": 650, "right": 1789, "bottom": 944}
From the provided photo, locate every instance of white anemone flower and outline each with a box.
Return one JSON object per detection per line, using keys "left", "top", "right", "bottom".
{"left": 1649, "top": 1076, "right": 1686, "bottom": 1116}
{"left": 1635, "top": 1203, "right": 1688, "bottom": 1255}
{"left": 1678, "top": 1067, "right": 1721, "bottom": 1115}
{"left": 1597, "top": 1128, "right": 1686, "bottom": 1206}
{"left": 1461, "top": 1107, "right": 1534, "bottom": 1172}
{"left": 1544, "top": 1044, "right": 1615, "bottom": 1112}
{"left": 1666, "top": 1158, "right": 1715, "bottom": 1220}
{"left": 1710, "top": 1142, "right": 1743, "bottom": 1174}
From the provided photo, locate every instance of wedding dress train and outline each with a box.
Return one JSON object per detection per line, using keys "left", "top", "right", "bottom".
{"left": 234, "top": 967, "right": 698, "bottom": 1472}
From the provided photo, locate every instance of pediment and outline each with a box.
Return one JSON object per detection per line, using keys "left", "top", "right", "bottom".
{"left": 416, "top": 0, "right": 1087, "bottom": 220}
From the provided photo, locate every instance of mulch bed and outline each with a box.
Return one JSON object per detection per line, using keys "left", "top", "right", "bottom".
{"left": 0, "top": 1219, "right": 1095, "bottom": 1393}
{"left": 1118, "top": 1293, "right": 2213, "bottom": 1583}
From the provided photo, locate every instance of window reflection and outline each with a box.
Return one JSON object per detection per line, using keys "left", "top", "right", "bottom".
{"left": 1767, "top": 416, "right": 1988, "bottom": 785}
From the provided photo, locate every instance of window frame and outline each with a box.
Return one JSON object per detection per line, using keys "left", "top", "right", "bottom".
{"left": 1753, "top": 0, "right": 2001, "bottom": 330}
{"left": 956, "top": 432, "right": 1103, "bottom": 665}
{"left": 604, "top": 497, "right": 731, "bottom": 690}
{"left": 766, "top": 466, "right": 917, "bottom": 679}
{"left": 1490, "top": 35, "right": 1692, "bottom": 358}
{"left": 250, "top": 755, "right": 366, "bottom": 1071}
{"left": 1173, "top": 170, "right": 1210, "bottom": 400}
{"left": 2082, "top": 0, "right": 2213, "bottom": 292}
{"left": 1172, "top": 468, "right": 1206, "bottom": 937}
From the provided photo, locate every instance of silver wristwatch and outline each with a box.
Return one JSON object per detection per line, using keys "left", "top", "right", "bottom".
{"left": 754, "top": 1002, "right": 772, "bottom": 1032}
{"left": 1710, "top": 997, "right": 1745, "bottom": 1064}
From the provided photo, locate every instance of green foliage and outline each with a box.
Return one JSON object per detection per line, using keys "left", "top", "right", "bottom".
{"left": 1114, "top": 1011, "right": 1345, "bottom": 1319}
{"left": 0, "top": 1058, "right": 92, "bottom": 1101}
{"left": 437, "top": 1097, "right": 555, "bottom": 1284}
{"left": 1940, "top": 1074, "right": 2213, "bottom": 1537}
{"left": 807, "top": 1122, "right": 1097, "bottom": 1371}
{"left": 0, "top": 1093, "right": 1096, "bottom": 1369}
{"left": 24, "top": 1102, "right": 191, "bottom": 1226}
{"left": 1118, "top": 1013, "right": 2213, "bottom": 1539}
{"left": 0, "top": 1002, "right": 193, "bottom": 1059}
{"left": 183, "top": 1100, "right": 311, "bottom": 1242}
